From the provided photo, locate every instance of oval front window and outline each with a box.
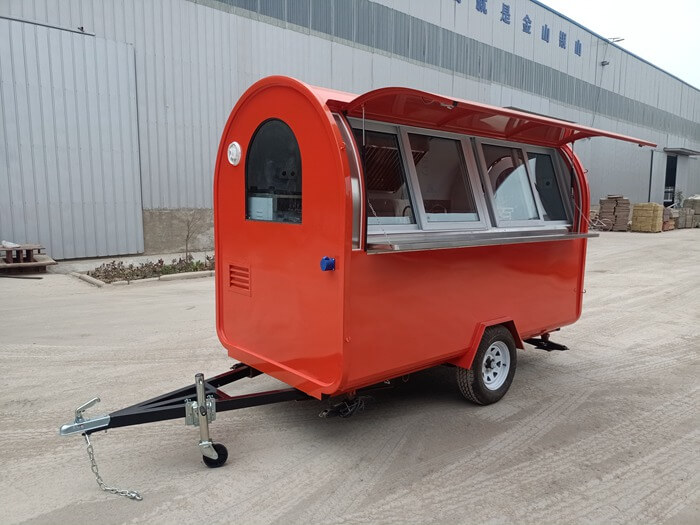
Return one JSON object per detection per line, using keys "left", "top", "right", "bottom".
{"left": 245, "top": 119, "right": 302, "bottom": 224}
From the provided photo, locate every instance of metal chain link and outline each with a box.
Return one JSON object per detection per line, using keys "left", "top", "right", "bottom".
{"left": 83, "top": 433, "right": 143, "bottom": 501}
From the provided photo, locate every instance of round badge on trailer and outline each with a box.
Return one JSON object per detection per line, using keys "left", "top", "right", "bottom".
{"left": 227, "top": 141, "right": 241, "bottom": 166}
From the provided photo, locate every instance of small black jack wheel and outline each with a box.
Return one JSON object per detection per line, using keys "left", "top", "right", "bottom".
{"left": 202, "top": 443, "right": 228, "bottom": 468}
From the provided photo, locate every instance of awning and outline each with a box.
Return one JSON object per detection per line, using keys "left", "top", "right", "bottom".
{"left": 327, "top": 87, "right": 656, "bottom": 149}
{"left": 664, "top": 147, "right": 700, "bottom": 156}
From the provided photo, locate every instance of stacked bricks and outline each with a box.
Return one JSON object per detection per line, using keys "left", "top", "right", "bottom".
{"left": 598, "top": 195, "right": 630, "bottom": 231}
{"left": 631, "top": 202, "right": 664, "bottom": 233}
{"left": 682, "top": 195, "right": 700, "bottom": 228}
{"left": 676, "top": 207, "right": 695, "bottom": 229}
{"left": 662, "top": 208, "right": 675, "bottom": 231}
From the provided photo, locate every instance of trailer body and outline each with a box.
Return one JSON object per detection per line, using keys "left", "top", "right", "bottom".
{"left": 214, "top": 76, "right": 654, "bottom": 399}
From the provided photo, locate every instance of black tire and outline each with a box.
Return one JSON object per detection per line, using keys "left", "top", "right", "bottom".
{"left": 457, "top": 325, "right": 517, "bottom": 405}
{"left": 202, "top": 443, "right": 229, "bottom": 468}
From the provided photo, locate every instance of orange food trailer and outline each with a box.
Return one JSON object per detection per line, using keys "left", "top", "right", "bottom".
{"left": 214, "top": 75, "right": 654, "bottom": 403}
{"left": 61, "top": 76, "right": 654, "bottom": 493}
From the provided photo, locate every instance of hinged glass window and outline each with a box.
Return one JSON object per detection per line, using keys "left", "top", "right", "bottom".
{"left": 407, "top": 133, "right": 480, "bottom": 224}
{"left": 245, "top": 119, "right": 302, "bottom": 224}
{"left": 527, "top": 152, "right": 568, "bottom": 222}
{"left": 480, "top": 144, "right": 540, "bottom": 224}
{"left": 352, "top": 128, "right": 416, "bottom": 226}
{"left": 344, "top": 116, "right": 574, "bottom": 252}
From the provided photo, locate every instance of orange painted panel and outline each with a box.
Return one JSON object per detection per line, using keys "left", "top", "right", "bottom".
{"left": 214, "top": 77, "right": 352, "bottom": 398}
{"left": 340, "top": 240, "right": 586, "bottom": 391}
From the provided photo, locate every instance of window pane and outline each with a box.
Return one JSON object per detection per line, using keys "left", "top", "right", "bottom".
{"left": 353, "top": 129, "right": 415, "bottom": 225}
{"left": 482, "top": 144, "right": 539, "bottom": 221}
{"left": 246, "top": 119, "right": 302, "bottom": 224}
{"left": 408, "top": 134, "right": 479, "bottom": 223}
{"left": 527, "top": 152, "right": 568, "bottom": 221}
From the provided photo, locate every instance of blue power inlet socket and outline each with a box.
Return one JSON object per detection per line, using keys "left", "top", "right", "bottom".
{"left": 320, "top": 256, "right": 336, "bottom": 271}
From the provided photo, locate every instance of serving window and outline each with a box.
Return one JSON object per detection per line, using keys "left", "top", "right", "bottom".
{"left": 479, "top": 144, "right": 540, "bottom": 225}
{"left": 351, "top": 126, "right": 417, "bottom": 228}
{"left": 527, "top": 151, "right": 569, "bottom": 222}
{"left": 404, "top": 133, "right": 484, "bottom": 228}
{"left": 346, "top": 117, "right": 575, "bottom": 251}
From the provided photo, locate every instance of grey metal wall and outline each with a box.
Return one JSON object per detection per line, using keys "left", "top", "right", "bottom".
{"left": 0, "top": 0, "right": 698, "bottom": 258}
{"left": 0, "top": 17, "right": 143, "bottom": 259}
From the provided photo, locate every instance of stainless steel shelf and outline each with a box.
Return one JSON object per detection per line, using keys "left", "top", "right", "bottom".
{"left": 367, "top": 230, "right": 598, "bottom": 254}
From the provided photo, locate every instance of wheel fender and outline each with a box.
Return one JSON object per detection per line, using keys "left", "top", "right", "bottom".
{"left": 449, "top": 318, "right": 523, "bottom": 370}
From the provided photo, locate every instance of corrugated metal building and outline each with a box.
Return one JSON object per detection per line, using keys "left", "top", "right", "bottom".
{"left": 1, "top": 0, "right": 698, "bottom": 259}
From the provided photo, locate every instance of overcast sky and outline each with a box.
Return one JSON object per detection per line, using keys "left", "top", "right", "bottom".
{"left": 540, "top": 0, "right": 700, "bottom": 89}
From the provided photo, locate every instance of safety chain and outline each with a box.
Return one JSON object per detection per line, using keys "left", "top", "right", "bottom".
{"left": 83, "top": 433, "right": 143, "bottom": 501}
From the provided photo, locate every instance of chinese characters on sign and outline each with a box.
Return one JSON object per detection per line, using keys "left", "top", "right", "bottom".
{"left": 455, "top": 0, "right": 582, "bottom": 57}
{"left": 559, "top": 31, "right": 567, "bottom": 49}
{"left": 500, "top": 3, "right": 511, "bottom": 24}
{"left": 541, "top": 24, "right": 550, "bottom": 43}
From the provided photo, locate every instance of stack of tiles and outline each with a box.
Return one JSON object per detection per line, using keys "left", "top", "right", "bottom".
{"left": 662, "top": 207, "right": 675, "bottom": 231}
{"left": 676, "top": 207, "right": 695, "bottom": 229}
{"left": 631, "top": 202, "right": 664, "bottom": 233}
{"left": 682, "top": 195, "right": 700, "bottom": 228}
{"left": 598, "top": 195, "right": 630, "bottom": 231}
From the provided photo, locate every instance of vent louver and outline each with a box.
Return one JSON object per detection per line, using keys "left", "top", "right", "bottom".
{"left": 229, "top": 264, "right": 251, "bottom": 295}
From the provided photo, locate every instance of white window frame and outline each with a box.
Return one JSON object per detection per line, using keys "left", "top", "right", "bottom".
{"left": 350, "top": 118, "right": 491, "bottom": 233}
{"left": 347, "top": 118, "right": 574, "bottom": 240}
{"left": 348, "top": 118, "right": 421, "bottom": 233}
{"left": 474, "top": 137, "right": 547, "bottom": 228}
{"left": 524, "top": 145, "right": 574, "bottom": 226}
{"left": 399, "top": 126, "right": 490, "bottom": 231}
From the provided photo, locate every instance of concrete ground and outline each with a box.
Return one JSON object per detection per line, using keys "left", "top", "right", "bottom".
{"left": 1, "top": 230, "right": 698, "bottom": 524}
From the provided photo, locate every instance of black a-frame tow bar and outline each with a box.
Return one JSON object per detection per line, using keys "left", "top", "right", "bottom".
{"left": 60, "top": 361, "right": 386, "bottom": 500}
{"left": 59, "top": 363, "right": 312, "bottom": 498}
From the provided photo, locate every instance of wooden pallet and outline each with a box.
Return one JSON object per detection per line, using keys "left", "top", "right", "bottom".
{"left": 0, "top": 244, "right": 57, "bottom": 273}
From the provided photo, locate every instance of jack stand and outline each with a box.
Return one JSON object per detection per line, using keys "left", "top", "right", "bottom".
{"left": 195, "top": 373, "right": 217, "bottom": 460}
{"left": 524, "top": 332, "right": 568, "bottom": 352}
{"left": 319, "top": 395, "right": 371, "bottom": 418}
{"left": 185, "top": 373, "right": 228, "bottom": 468}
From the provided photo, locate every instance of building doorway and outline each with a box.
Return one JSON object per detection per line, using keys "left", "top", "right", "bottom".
{"left": 664, "top": 155, "right": 678, "bottom": 206}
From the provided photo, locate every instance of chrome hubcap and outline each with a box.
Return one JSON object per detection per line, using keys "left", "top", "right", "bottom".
{"left": 482, "top": 341, "right": 510, "bottom": 390}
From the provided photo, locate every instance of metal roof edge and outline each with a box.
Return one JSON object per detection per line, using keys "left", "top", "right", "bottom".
{"left": 528, "top": 0, "right": 699, "bottom": 92}
{"left": 663, "top": 147, "right": 700, "bottom": 156}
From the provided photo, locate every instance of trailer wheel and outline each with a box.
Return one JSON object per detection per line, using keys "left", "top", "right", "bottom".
{"left": 457, "top": 325, "right": 517, "bottom": 405}
{"left": 202, "top": 443, "right": 229, "bottom": 468}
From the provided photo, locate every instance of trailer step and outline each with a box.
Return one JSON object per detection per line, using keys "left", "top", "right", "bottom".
{"left": 524, "top": 337, "right": 568, "bottom": 352}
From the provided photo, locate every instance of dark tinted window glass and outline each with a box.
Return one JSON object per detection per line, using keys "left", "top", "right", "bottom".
{"left": 408, "top": 134, "right": 479, "bottom": 223}
{"left": 259, "top": 0, "right": 284, "bottom": 19}
{"left": 352, "top": 129, "right": 415, "bottom": 225}
{"left": 333, "top": 0, "right": 354, "bottom": 40}
{"left": 286, "top": 0, "right": 310, "bottom": 27}
{"left": 527, "top": 152, "right": 568, "bottom": 221}
{"left": 246, "top": 119, "right": 302, "bottom": 224}
{"left": 311, "top": 0, "right": 332, "bottom": 34}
